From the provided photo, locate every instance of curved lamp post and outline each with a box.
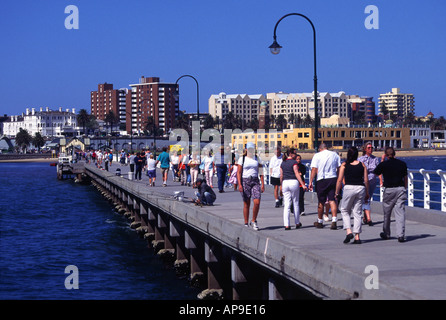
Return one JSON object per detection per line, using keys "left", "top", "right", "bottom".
{"left": 269, "top": 13, "right": 319, "bottom": 151}
{"left": 175, "top": 74, "right": 200, "bottom": 123}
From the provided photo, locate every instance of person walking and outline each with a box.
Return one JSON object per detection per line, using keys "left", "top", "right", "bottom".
{"left": 203, "top": 149, "right": 215, "bottom": 188}
{"left": 280, "top": 148, "right": 307, "bottom": 230}
{"left": 134, "top": 152, "right": 145, "bottom": 180}
{"left": 146, "top": 153, "right": 158, "bottom": 186}
{"left": 189, "top": 150, "right": 200, "bottom": 188}
{"left": 236, "top": 142, "right": 265, "bottom": 231}
{"left": 216, "top": 146, "right": 229, "bottom": 193}
{"left": 157, "top": 147, "right": 171, "bottom": 186}
{"left": 358, "top": 142, "right": 381, "bottom": 226}
{"left": 335, "top": 147, "right": 369, "bottom": 244}
{"left": 309, "top": 143, "right": 341, "bottom": 229}
{"left": 269, "top": 147, "right": 284, "bottom": 208}
{"left": 295, "top": 154, "right": 307, "bottom": 216}
{"left": 373, "top": 147, "right": 408, "bottom": 242}
{"left": 128, "top": 151, "right": 136, "bottom": 178}
{"left": 170, "top": 151, "right": 180, "bottom": 182}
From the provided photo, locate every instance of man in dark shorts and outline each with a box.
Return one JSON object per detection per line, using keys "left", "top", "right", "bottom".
{"left": 309, "top": 143, "right": 341, "bottom": 229}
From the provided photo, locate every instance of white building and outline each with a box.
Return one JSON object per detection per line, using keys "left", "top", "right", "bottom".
{"left": 267, "top": 91, "right": 351, "bottom": 121}
{"left": 3, "top": 107, "right": 79, "bottom": 138}
{"left": 379, "top": 88, "right": 415, "bottom": 118}
{"left": 208, "top": 92, "right": 269, "bottom": 122}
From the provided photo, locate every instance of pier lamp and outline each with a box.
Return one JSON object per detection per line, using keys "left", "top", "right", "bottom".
{"left": 175, "top": 74, "right": 201, "bottom": 162}
{"left": 269, "top": 13, "right": 319, "bottom": 151}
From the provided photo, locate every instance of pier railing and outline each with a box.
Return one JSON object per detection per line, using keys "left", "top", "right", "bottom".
{"left": 262, "top": 163, "right": 446, "bottom": 212}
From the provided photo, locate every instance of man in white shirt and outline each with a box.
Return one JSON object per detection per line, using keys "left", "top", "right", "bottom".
{"left": 269, "top": 147, "right": 283, "bottom": 208}
{"left": 309, "top": 143, "right": 341, "bottom": 229}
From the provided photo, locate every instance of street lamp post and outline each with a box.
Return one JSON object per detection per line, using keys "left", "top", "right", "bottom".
{"left": 125, "top": 110, "right": 133, "bottom": 151}
{"left": 175, "top": 74, "right": 200, "bottom": 124}
{"left": 269, "top": 13, "right": 319, "bottom": 151}
{"left": 175, "top": 74, "right": 201, "bottom": 162}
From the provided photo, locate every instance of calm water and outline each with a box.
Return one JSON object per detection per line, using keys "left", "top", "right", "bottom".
{"left": 1, "top": 157, "right": 445, "bottom": 299}
{"left": 0, "top": 162, "right": 200, "bottom": 300}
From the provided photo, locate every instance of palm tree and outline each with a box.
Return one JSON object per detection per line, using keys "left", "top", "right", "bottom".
{"left": 203, "top": 114, "right": 215, "bottom": 129}
{"left": 104, "top": 111, "right": 119, "bottom": 136}
{"left": 275, "top": 114, "right": 287, "bottom": 131}
{"left": 32, "top": 132, "right": 45, "bottom": 152}
{"left": 15, "top": 128, "right": 32, "bottom": 153}
{"left": 77, "top": 109, "right": 90, "bottom": 136}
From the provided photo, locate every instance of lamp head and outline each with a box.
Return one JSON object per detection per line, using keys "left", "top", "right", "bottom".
{"left": 269, "top": 39, "right": 282, "bottom": 55}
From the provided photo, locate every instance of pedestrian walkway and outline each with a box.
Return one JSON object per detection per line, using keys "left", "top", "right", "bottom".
{"left": 95, "top": 162, "right": 446, "bottom": 299}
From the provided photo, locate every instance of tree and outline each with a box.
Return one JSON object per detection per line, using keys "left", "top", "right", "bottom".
{"left": 104, "top": 111, "right": 119, "bottom": 135}
{"left": 32, "top": 132, "right": 45, "bottom": 152}
{"left": 203, "top": 114, "right": 215, "bottom": 130}
{"left": 15, "top": 128, "right": 32, "bottom": 153}
{"left": 77, "top": 109, "right": 90, "bottom": 136}
{"left": 222, "top": 112, "right": 236, "bottom": 130}
{"left": 275, "top": 114, "right": 287, "bottom": 131}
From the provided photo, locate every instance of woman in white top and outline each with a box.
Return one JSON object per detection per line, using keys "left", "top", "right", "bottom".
{"left": 203, "top": 149, "right": 215, "bottom": 188}
{"left": 236, "top": 143, "right": 265, "bottom": 231}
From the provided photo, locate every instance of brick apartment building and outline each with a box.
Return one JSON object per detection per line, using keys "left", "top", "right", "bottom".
{"left": 90, "top": 83, "right": 127, "bottom": 129}
{"left": 127, "top": 76, "right": 179, "bottom": 135}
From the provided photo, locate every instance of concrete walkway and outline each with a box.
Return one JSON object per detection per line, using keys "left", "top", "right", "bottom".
{"left": 96, "top": 162, "right": 446, "bottom": 300}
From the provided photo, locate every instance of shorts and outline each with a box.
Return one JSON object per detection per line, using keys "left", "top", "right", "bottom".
{"left": 315, "top": 177, "right": 337, "bottom": 204}
{"left": 240, "top": 177, "right": 261, "bottom": 202}
{"left": 270, "top": 177, "right": 281, "bottom": 186}
{"left": 147, "top": 169, "right": 156, "bottom": 178}
{"left": 161, "top": 167, "right": 169, "bottom": 176}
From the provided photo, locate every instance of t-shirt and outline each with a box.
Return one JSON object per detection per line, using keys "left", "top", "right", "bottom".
{"left": 373, "top": 158, "right": 407, "bottom": 188}
{"left": 147, "top": 159, "right": 157, "bottom": 170}
{"left": 310, "top": 149, "right": 341, "bottom": 181}
{"left": 280, "top": 159, "right": 298, "bottom": 180}
{"left": 157, "top": 152, "right": 170, "bottom": 169}
{"left": 269, "top": 154, "right": 283, "bottom": 178}
{"left": 237, "top": 155, "right": 262, "bottom": 179}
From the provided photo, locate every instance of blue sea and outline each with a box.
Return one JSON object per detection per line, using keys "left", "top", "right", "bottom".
{"left": 0, "top": 156, "right": 445, "bottom": 299}
{"left": 0, "top": 162, "right": 200, "bottom": 300}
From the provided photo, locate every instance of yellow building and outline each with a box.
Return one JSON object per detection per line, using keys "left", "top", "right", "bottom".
{"left": 232, "top": 126, "right": 410, "bottom": 151}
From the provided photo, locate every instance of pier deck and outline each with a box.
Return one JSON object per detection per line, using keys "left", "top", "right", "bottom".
{"left": 86, "top": 162, "right": 446, "bottom": 300}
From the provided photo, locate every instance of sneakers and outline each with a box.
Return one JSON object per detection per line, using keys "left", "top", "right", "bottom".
{"left": 330, "top": 221, "right": 337, "bottom": 230}
{"left": 275, "top": 201, "right": 280, "bottom": 208}
{"left": 323, "top": 214, "right": 330, "bottom": 222}
{"left": 250, "top": 221, "right": 259, "bottom": 231}
{"left": 313, "top": 221, "right": 324, "bottom": 229}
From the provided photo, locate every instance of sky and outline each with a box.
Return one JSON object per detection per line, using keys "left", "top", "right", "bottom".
{"left": 0, "top": 0, "right": 445, "bottom": 118}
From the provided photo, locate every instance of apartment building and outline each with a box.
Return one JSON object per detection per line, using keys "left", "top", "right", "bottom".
{"left": 267, "top": 91, "right": 352, "bottom": 120}
{"left": 91, "top": 83, "right": 127, "bottom": 127}
{"left": 3, "top": 107, "right": 78, "bottom": 138}
{"left": 127, "top": 76, "right": 179, "bottom": 135}
{"left": 208, "top": 92, "right": 268, "bottom": 122}
{"left": 379, "top": 88, "right": 415, "bottom": 118}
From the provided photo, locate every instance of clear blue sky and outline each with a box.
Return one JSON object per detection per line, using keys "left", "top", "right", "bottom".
{"left": 1, "top": 0, "right": 445, "bottom": 117}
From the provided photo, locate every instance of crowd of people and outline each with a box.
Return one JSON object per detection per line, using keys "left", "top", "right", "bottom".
{"left": 235, "top": 141, "right": 408, "bottom": 245}
{"left": 86, "top": 141, "right": 408, "bottom": 243}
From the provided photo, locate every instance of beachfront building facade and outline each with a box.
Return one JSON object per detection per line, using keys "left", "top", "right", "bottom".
{"left": 3, "top": 107, "right": 79, "bottom": 138}
{"left": 379, "top": 88, "right": 415, "bottom": 118}
{"left": 208, "top": 92, "right": 268, "bottom": 123}
{"left": 232, "top": 126, "right": 412, "bottom": 151}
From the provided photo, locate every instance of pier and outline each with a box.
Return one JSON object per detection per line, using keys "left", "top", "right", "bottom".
{"left": 83, "top": 162, "right": 446, "bottom": 300}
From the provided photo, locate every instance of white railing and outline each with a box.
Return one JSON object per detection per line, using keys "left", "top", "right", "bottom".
{"left": 262, "top": 163, "right": 446, "bottom": 212}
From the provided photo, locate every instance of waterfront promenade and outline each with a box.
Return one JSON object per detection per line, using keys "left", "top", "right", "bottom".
{"left": 87, "top": 162, "right": 446, "bottom": 300}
